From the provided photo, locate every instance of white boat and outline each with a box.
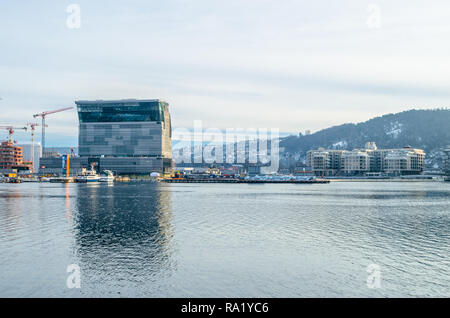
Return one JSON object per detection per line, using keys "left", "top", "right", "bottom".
{"left": 76, "top": 166, "right": 100, "bottom": 183}
{"left": 99, "top": 170, "right": 114, "bottom": 182}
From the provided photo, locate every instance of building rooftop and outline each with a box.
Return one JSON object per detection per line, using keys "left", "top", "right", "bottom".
{"left": 75, "top": 99, "right": 162, "bottom": 104}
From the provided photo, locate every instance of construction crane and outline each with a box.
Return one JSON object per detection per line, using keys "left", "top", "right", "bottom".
{"left": 27, "top": 123, "right": 47, "bottom": 172}
{"left": 33, "top": 107, "right": 73, "bottom": 156}
{"left": 0, "top": 125, "right": 27, "bottom": 143}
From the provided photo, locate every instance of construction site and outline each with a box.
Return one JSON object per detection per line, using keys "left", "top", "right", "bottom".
{"left": 0, "top": 99, "right": 174, "bottom": 183}
{"left": 0, "top": 107, "right": 72, "bottom": 181}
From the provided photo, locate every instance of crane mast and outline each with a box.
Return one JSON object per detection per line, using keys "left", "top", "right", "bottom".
{"left": 33, "top": 107, "right": 73, "bottom": 157}
{"left": 0, "top": 126, "right": 27, "bottom": 143}
{"left": 27, "top": 123, "right": 46, "bottom": 172}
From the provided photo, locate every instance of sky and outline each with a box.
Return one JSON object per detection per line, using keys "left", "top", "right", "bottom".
{"left": 1, "top": 0, "right": 450, "bottom": 146}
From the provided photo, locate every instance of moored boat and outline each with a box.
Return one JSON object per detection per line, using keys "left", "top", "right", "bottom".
{"left": 99, "top": 170, "right": 114, "bottom": 182}
{"left": 76, "top": 166, "right": 100, "bottom": 183}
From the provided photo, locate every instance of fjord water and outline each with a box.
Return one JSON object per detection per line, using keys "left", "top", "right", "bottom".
{"left": 0, "top": 182, "right": 449, "bottom": 297}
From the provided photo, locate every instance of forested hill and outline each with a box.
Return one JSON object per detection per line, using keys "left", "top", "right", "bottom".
{"left": 280, "top": 109, "right": 450, "bottom": 168}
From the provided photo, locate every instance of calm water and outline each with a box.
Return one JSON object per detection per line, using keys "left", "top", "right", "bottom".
{"left": 0, "top": 181, "right": 449, "bottom": 297}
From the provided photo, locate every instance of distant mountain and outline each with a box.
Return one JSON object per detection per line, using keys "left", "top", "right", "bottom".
{"left": 280, "top": 109, "right": 450, "bottom": 170}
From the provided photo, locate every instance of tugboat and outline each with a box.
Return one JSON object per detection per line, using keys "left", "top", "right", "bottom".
{"left": 76, "top": 165, "right": 100, "bottom": 183}
{"left": 99, "top": 170, "right": 114, "bottom": 182}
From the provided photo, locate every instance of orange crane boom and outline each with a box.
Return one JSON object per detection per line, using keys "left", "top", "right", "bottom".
{"left": 33, "top": 107, "right": 73, "bottom": 156}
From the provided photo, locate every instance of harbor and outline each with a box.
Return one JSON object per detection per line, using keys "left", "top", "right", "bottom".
{"left": 1, "top": 180, "right": 449, "bottom": 297}
{"left": 1, "top": 100, "right": 449, "bottom": 186}
{"left": 162, "top": 178, "right": 330, "bottom": 184}
{"left": 1, "top": 0, "right": 450, "bottom": 302}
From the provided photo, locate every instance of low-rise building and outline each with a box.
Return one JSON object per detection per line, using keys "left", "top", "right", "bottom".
{"left": 306, "top": 142, "right": 425, "bottom": 176}
{"left": 306, "top": 149, "right": 344, "bottom": 176}
{"left": 443, "top": 147, "right": 450, "bottom": 176}
{"left": 0, "top": 141, "right": 32, "bottom": 172}
{"left": 341, "top": 150, "right": 370, "bottom": 175}
{"left": 384, "top": 147, "right": 425, "bottom": 175}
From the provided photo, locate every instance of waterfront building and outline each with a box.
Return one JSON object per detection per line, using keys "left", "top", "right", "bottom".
{"left": 247, "top": 164, "right": 262, "bottom": 176}
{"left": 17, "top": 142, "right": 42, "bottom": 173}
{"left": 443, "top": 147, "right": 450, "bottom": 176}
{"left": 341, "top": 150, "right": 371, "bottom": 175}
{"left": 306, "top": 149, "right": 345, "bottom": 176}
{"left": 383, "top": 147, "right": 425, "bottom": 175}
{"left": 306, "top": 148, "right": 328, "bottom": 176}
{"left": 0, "top": 141, "right": 32, "bottom": 171}
{"left": 40, "top": 99, "right": 173, "bottom": 175}
{"left": 306, "top": 142, "right": 425, "bottom": 176}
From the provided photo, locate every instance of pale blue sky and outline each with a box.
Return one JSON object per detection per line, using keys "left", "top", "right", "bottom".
{"left": 1, "top": 0, "right": 450, "bottom": 145}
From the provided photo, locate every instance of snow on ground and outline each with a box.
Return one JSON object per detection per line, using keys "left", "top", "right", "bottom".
{"left": 332, "top": 140, "right": 348, "bottom": 149}
{"left": 386, "top": 121, "right": 403, "bottom": 138}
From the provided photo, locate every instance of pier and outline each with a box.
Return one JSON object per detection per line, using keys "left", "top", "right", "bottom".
{"left": 162, "top": 179, "right": 330, "bottom": 184}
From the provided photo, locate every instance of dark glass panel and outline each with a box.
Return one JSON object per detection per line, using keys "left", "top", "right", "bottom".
{"left": 77, "top": 101, "right": 164, "bottom": 123}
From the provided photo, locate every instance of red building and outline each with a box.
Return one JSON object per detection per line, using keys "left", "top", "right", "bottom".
{"left": 0, "top": 141, "right": 32, "bottom": 170}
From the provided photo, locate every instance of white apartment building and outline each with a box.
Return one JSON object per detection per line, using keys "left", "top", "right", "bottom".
{"left": 442, "top": 147, "right": 450, "bottom": 176}
{"left": 306, "top": 143, "right": 425, "bottom": 176}
{"left": 341, "top": 150, "right": 370, "bottom": 175}
{"left": 384, "top": 147, "right": 425, "bottom": 175}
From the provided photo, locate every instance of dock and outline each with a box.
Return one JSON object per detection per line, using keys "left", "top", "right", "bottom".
{"left": 162, "top": 179, "right": 330, "bottom": 184}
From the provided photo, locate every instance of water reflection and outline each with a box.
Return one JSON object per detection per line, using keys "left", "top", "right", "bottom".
{"left": 0, "top": 186, "right": 24, "bottom": 234}
{"left": 1, "top": 181, "right": 449, "bottom": 297}
{"left": 73, "top": 183, "right": 174, "bottom": 287}
{"left": 65, "top": 183, "right": 71, "bottom": 220}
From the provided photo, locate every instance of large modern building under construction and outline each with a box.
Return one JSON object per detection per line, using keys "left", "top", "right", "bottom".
{"left": 40, "top": 99, "right": 173, "bottom": 175}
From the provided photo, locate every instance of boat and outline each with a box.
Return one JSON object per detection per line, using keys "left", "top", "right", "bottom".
{"left": 76, "top": 166, "right": 100, "bottom": 183}
{"left": 99, "top": 170, "right": 114, "bottom": 182}
{"left": 50, "top": 176, "right": 74, "bottom": 183}
{"left": 21, "top": 177, "right": 40, "bottom": 182}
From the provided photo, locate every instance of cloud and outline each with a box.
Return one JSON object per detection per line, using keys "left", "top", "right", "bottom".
{"left": 1, "top": 0, "right": 450, "bottom": 145}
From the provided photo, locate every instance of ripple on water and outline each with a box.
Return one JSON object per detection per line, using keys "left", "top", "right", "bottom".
{"left": 0, "top": 182, "right": 449, "bottom": 297}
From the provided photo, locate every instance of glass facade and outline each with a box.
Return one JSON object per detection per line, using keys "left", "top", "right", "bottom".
{"left": 76, "top": 100, "right": 167, "bottom": 123}
{"left": 75, "top": 99, "right": 172, "bottom": 170}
